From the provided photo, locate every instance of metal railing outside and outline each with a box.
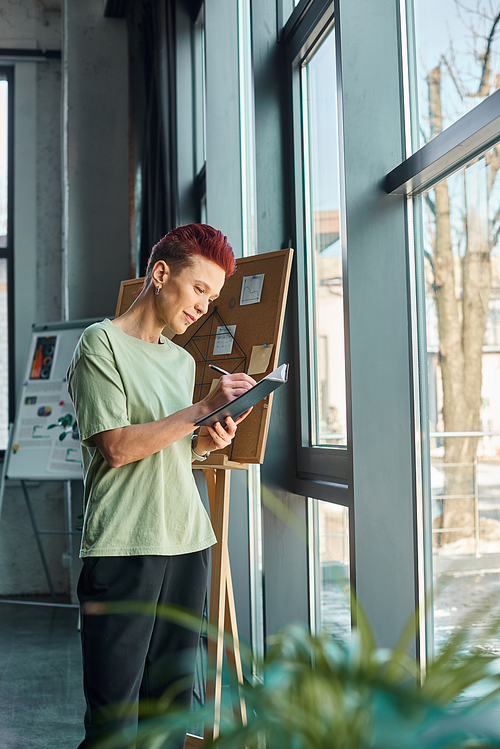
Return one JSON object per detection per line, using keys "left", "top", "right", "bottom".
{"left": 430, "top": 430, "right": 500, "bottom": 558}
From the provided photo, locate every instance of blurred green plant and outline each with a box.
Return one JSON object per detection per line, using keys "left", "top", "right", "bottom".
{"left": 47, "top": 413, "right": 79, "bottom": 441}
{"left": 88, "top": 596, "right": 500, "bottom": 749}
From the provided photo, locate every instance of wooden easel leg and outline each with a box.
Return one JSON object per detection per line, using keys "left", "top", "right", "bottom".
{"left": 224, "top": 549, "right": 247, "bottom": 725}
{"left": 190, "top": 468, "right": 248, "bottom": 747}
{"left": 203, "top": 468, "right": 231, "bottom": 742}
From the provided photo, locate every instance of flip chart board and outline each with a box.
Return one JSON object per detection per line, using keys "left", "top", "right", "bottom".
{"left": 5, "top": 319, "right": 101, "bottom": 481}
{"left": 116, "top": 248, "right": 293, "bottom": 463}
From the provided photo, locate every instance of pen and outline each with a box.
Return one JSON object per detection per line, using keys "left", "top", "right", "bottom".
{"left": 209, "top": 364, "right": 231, "bottom": 376}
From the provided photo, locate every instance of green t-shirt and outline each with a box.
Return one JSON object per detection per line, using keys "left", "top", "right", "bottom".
{"left": 67, "top": 319, "right": 216, "bottom": 557}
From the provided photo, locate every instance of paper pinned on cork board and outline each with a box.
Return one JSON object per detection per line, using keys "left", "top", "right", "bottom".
{"left": 248, "top": 344, "right": 274, "bottom": 375}
{"left": 240, "top": 274, "right": 265, "bottom": 306}
{"left": 213, "top": 325, "right": 236, "bottom": 356}
{"left": 208, "top": 378, "right": 220, "bottom": 395}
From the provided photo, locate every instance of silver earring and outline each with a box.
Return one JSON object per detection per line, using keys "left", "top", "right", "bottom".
{"left": 155, "top": 286, "right": 160, "bottom": 295}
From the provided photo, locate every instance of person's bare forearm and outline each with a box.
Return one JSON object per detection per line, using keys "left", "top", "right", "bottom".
{"left": 94, "top": 372, "right": 256, "bottom": 468}
{"left": 95, "top": 401, "right": 210, "bottom": 468}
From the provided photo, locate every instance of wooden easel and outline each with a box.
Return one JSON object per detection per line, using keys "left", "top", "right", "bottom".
{"left": 186, "top": 455, "right": 248, "bottom": 747}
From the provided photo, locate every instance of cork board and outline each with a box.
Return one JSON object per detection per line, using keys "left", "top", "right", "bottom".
{"left": 115, "top": 248, "right": 293, "bottom": 464}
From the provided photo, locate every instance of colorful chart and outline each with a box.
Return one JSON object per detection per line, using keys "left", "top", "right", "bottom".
{"left": 30, "top": 336, "right": 57, "bottom": 380}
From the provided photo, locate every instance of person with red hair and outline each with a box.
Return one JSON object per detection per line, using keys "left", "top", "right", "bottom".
{"left": 146, "top": 223, "right": 237, "bottom": 279}
{"left": 68, "top": 224, "right": 255, "bottom": 749}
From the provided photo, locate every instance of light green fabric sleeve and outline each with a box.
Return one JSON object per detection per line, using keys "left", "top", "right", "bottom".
{"left": 68, "top": 353, "right": 131, "bottom": 448}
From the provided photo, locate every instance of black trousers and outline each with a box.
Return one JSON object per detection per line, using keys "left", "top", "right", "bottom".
{"left": 77, "top": 551, "right": 209, "bottom": 749}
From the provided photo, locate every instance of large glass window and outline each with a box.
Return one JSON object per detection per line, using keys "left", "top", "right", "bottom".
{"left": 301, "top": 29, "right": 346, "bottom": 448}
{"left": 412, "top": 0, "right": 500, "bottom": 150}
{"left": 403, "top": 0, "right": 500, "bottom": 657}
{"left": 288, "top": 1, "right": 345, "bottom": 485}
{"left": 0, "top": 71, "right": 11, "bottom": 453}
{"left": 418, "top": 147, "right": 500, "bottom": 652}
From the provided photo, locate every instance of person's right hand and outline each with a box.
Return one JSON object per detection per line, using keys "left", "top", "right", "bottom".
{"left": 202, "top": 373, "right": 256, "bottom": 412}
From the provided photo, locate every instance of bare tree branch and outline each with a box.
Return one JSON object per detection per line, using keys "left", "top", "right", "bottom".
{"left": 425, "top": 191, "right": 436, "bottom": 217}
{"left": 456, "top": 0, "right": 495, "bottom": 27}
{"left": 419, "top": 124, "right": 430, "bottom": 145}
{"left": 442, "top": 54, "right": 467, "bottom": 99}
{"left": 488, "top": 221, "right": 500, "bottom": 252}
{"left": 476, "top": 10, "right": 500, "bottom": 95}
{"left": 485, "top": 143, "right": 500, "bottom": 193}
{"left": 424, "top": 249, "right": 435, "bottom": 273}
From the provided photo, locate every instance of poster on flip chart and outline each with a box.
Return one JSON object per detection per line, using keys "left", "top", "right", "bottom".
{"left": 6, "top": 320, "right": 101, "bottom": 481}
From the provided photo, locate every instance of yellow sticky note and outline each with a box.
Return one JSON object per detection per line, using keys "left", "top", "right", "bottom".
{"left": 248, "top": 344, "right": 274, "bottom": 375}
{"left": 208, "top": 378, "right": 220, "bottom": 394}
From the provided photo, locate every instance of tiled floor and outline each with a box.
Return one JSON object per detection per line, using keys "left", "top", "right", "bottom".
{"left": 0, "top": 602, "right": 85, "bottom": 749}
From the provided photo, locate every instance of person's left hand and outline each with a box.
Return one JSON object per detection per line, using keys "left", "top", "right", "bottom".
{"left": 192, "top": 409, "right": 252, "bottom": 455}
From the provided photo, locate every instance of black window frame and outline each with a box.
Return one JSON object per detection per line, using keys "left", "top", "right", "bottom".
{"left": 283, "top": 0, "right": 349, "bottom": 500}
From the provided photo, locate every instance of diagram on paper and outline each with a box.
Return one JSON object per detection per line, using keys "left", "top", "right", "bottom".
{"left": 240, "top": 275, "right": 265, "bottom": 306}
{"left": 213, "top": 325, "right": 237, "bottom": 356}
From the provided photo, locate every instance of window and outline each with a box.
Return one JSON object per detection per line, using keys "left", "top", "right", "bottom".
{"left": 285, "top": 0, "right": 347, "bottom": 486}
{"left": 399, "top": 0, "right": 500, "bottom": 656}
{"left": 418, "top": 149, "right": 500, "bottom": 653}
{"left": 309, "top": 497, "right": 350, "bottom": 642}
{"left": 0, "top": 68, "right": 13, "bottom": 454}
{"left": 411, "top": 0, "right": 500, "bottom": 151}
{"left": 284, "top": 0, "right": 350, "bottom": 641}
{"left": 301, "top": 30, "right": 345, "bottom": 448}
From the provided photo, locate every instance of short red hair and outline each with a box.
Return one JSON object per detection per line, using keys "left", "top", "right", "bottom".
{"left": 146, "top": 224, "right": 236, "bottom": 280}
